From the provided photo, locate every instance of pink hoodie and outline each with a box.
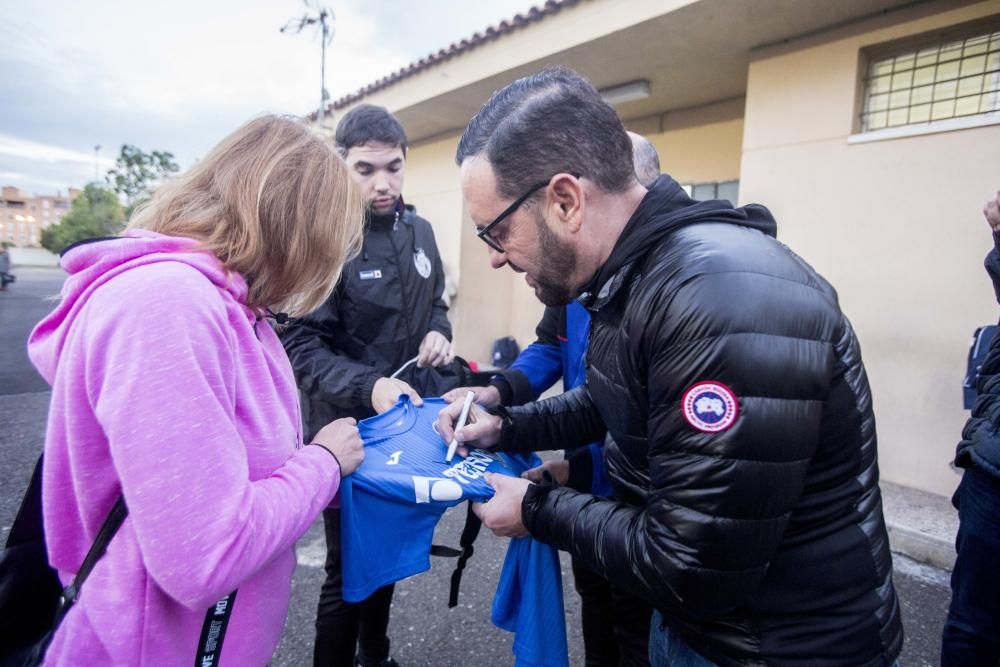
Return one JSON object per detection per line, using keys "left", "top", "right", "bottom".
{"left": 28, "top": 231, "right": 340, "bottom": 665}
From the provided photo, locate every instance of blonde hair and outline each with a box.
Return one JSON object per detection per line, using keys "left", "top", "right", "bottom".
{"left": 128, "top": 115, "right": 364, "bottom": 317}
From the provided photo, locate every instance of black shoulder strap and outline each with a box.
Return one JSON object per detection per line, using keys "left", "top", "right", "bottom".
{"left": 58, "top": 495, "right": 128, "bottom": 611}
{"left": 450, "top": 502, "right": 482, "bottom": 608}
{"left": 10, "top": 454, "right": 130, "bottom": 614}
{"left": 428, "top": 500, "right": 483, "bottom": 608}
{"left": 447, "top": 502, "right": 482, "bottom": 608}
{"left": 15, "top": 454, "right": 240, "bottom": 665}
{"left": 12, "top": 454, "right": 128, "bottom": 664}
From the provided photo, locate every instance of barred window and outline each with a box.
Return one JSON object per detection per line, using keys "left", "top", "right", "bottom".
{"left": 860, "top": 27, "right": 1000, "bottom": 132}
{"left": 682, "top": 180, "right": 740, "bottom": 204}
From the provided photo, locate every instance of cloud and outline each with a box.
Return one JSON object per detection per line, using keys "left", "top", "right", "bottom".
{"left": 1, "top": 0, "right": 539, "bottom": 193}
{"left": 0, "top": 135, "right": 112, "bottom": 168}
{"left": 0, "top": 165, "right": 83, "bottom": 195}
{"left": 0, "top": 137, "right": 112, "bottom": 194}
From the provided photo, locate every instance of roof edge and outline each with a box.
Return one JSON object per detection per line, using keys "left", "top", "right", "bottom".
{"left": 308, "top": 0, "right": 580, "bottom": 120}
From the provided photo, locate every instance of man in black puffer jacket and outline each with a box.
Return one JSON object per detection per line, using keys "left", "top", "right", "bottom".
{"left": 439, "top": 67, "right": 902, "bottom": 667}
{"left": 941, "top": 189, "right": 1000, "bottom": 666}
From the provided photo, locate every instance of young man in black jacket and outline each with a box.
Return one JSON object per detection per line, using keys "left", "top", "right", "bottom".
{"left": 941, "top": 188, "right": 1000, "bottom": 666}
{"left": 438, "top": 67, "right": 902, "bottom": 667}
{"left": 281, "top": 105, "right": 453, "bottom": 667}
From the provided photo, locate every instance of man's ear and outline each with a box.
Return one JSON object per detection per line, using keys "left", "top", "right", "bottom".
{"left": 547, "top": 173, "right": 584, "bottom": 233}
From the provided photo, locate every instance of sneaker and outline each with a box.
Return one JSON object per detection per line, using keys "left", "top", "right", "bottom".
{"left": 355, "top": 658, "right": 400, "bottom": 667}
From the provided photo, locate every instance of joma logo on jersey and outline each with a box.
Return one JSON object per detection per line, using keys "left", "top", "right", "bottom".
{"left": 412, "top": 476, "right": 464, "bottom": 504}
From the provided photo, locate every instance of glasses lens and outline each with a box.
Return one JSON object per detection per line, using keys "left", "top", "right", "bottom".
{"left": 476, "top": 226, "right": 503, "bottom": 253}
{"left": 484, "top": 232, "right": 503, "bottom": 253}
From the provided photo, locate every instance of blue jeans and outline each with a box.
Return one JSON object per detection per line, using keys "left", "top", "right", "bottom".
{"left": 942, "top": 464, "right": 1000, "bottom": 667}
{"left": 649, "top": 610, "right": 902, "bottom": 667}
{"left": 648, "top": 611, "right": 714, "bottom": 667}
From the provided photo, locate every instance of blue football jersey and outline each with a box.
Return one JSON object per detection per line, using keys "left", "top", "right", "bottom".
{"left": 340, "top": 396, "right": 568, "bottom": 667}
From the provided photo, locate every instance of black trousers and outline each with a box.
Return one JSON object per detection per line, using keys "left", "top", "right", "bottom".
{"left": 314, "top": 508, "right": 394, "bottom": 667}
{"left": 941, "top": 465, "right": 1000, "bottom": 667}
{"left": 572, "top": 557, "right": 653, "bottom": 667}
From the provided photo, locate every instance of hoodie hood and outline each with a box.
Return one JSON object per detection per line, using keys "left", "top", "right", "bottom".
{"left": 28, "top": 230, "right": 248, "bottom": 384}
{"left": 579, "top": 175, "right": 777, "bottom": 309}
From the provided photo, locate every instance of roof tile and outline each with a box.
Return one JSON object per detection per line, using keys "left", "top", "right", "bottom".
{"left": 314, "top": 0, "right": 579, "bottom": 118}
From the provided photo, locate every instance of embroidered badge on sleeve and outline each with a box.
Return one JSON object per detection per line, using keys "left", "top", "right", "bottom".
{"left": 682, "top": 382, "right": 739, "bottom": 433}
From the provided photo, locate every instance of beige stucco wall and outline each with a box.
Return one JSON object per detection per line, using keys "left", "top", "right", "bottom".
{"left": 629, "top": 97, "right": 745, "bottom": 185}
{"left": 403, "top": 135, "right": 463, "bottom": 279}
{"left": 741, "top": 1, "right": 1000, "bottom": 497}
{"left": 404, "top": 132, "right": 546, "bottom": 362}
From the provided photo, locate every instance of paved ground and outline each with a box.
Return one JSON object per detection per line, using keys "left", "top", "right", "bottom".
{"left": 0, "top": 266, "right": 954, "bottom": 666}
{"left": 0, "top": 267, "right": 57, "bottom": 395}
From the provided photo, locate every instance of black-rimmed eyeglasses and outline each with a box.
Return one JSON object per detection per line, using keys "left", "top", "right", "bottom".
{"left": 475, "top": 179, "right": 552, "bottom": 254}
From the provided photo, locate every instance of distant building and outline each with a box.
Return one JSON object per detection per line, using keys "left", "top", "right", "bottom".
{"left": 0, "top": 186, "right": 81, "bottom": 247}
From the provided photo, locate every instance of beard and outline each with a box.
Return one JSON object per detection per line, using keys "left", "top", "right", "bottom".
{"left": 529, "top": 214, "right": 578, "bottom": 307}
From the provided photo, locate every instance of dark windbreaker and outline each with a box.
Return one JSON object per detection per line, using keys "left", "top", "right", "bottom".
{"left": 955, "top": 231, "right": 1000, "bottom": 479}
{"left": 496, "top": 176, "right": 903, "bottom": 666}
{"left": 280, "top": 203, "right": 451, "bottom": 439}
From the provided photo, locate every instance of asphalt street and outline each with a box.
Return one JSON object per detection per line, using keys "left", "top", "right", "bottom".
{"left": 1, "top": 266, "right": 953, "bottom": 666}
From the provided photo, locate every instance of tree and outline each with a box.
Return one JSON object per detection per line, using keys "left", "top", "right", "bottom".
{"left": 40, "top": 183, "right": 125, "bottom": 253}
{"left": 105, "top": 145, "right": 179, "bottom": 209}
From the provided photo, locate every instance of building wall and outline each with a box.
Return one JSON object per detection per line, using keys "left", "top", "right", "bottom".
{"left": 740, "top": 1, "right": 1000, "bottom": 497}
{"left": 405, "top": 133, "right": 542, "bottom": 364}
{"left": 628, "top": 97, "right": 745, "bottom": 185}
{"left": 402, "top": 132, "right": 524, "bottom": 362}
{"left": 404, "top": 135, "right": 464, "bottom": 279}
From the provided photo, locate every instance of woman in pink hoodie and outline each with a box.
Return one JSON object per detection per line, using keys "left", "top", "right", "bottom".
{"left": 27, "top": 115, "right": 366, "bottom": 665}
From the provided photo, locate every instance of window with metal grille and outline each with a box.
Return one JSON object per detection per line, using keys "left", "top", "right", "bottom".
{"left": 860, "top": 26, "right": 1000, "bottom": 132}
{"left": 682, "top": 180, "right": 740, "bottom": 204}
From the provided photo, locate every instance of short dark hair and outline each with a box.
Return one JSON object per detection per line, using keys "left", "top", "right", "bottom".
{"left": 335, "top": 104, "right": 408, "bottom": 156}
{"left": 455, "top": 67, "right": 634, "bottom": 198}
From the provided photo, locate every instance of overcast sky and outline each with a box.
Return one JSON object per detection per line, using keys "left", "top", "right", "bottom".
{"left": 0, "top": 0, "right": 539, "bottom": 194}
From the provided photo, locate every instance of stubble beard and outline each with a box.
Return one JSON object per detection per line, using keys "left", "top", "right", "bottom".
{"left": 531, "top": 214, "right": 578, "bottom": 307}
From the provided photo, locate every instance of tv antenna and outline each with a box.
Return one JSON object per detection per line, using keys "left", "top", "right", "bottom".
{"left": 281, "top": 0, "right": 336, "bottom": 121}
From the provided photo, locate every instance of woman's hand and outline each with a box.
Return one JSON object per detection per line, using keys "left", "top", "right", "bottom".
{"left": 312, "top": 418, "right": 364, "bottom": 475}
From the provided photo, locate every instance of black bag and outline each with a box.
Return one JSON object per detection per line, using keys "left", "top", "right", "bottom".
{"left": 0, "top": 457, "right": 237, "bottom": 667}
{"left": 0, "top": 455, "right": 126, "bottom": 667}
{"left": 491, "top": 336, "right": 520, "bottom": 369}
{"left": 964, "top": 325, "right": 999, "bottom": 409}
{"left": 392, "top": 355, "right": 493, "bottom": 397}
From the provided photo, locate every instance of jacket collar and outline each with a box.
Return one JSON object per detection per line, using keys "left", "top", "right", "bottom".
{"left": 578, "top": 175, "right": 778, "bottom": 312}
